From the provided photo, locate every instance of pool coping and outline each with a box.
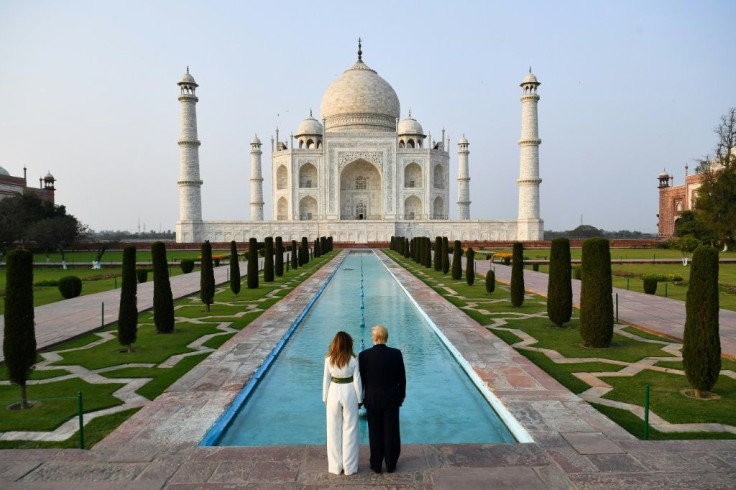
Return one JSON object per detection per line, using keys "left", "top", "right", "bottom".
{"left": 3, "top": 249, "right": 735, "bottom": 488}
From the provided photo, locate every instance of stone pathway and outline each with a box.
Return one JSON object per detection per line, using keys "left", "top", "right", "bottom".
{"left": 0, "top": 273, "right": 297, "bottom": 443}
{"left": 407, "top": 260, "right": 736, "bottom": 436}
{"left": 1, "top": 251, "right": 735, "bottom": 488}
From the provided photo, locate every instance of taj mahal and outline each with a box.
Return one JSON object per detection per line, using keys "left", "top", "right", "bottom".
{"left": 175, "top": 41, "right": 543, "bottom": 244}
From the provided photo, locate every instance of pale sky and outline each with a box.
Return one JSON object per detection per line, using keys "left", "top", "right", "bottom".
{"left": 1, "top": 0, "right": 733, "bottom": 234}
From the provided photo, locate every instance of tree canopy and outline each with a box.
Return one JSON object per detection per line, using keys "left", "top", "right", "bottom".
{"left": 693, "top": 107, "right": 736, "bottom": 247}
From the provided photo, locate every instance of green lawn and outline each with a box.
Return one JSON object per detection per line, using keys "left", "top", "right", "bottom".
{"left": 0, "top": 250, "right": 337, "bottom": 448}
{"left": 386, "top": 249, "right": 736, "bottom": 440}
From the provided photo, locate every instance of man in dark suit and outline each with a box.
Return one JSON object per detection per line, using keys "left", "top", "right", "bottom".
{"left": 358, "top": 324, "right": 406, "bottom": 473}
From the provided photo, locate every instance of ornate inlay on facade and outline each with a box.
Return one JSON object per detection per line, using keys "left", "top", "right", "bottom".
{"left": 338, "top": 151, "right": 383, "bottom": 170}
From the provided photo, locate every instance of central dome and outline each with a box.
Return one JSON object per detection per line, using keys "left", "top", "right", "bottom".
{"left": 320, "top": 59, "right": 400, "bottom": 132}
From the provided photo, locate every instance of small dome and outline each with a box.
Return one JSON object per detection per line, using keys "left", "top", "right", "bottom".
{"left": 44, "top": 171, "right": 55, "bottom": 180}
{"left": 251, "top": 135, "right": 262, "bottom": 145}
{"left": 178, "top": 69, "right": 197, "bottom": 86}
{"left": 398, "top": 114, "right": 423, "bottom": 135}
{"left": 521, "top": 68, "right": 540, "bottom": 86}
{"left": 0, "top": 165, "right": 9, "bottom": 176}
{"left": 658, "top": 169, "right": 670, "bottom": 179}
{"left": 458, "top": 136, "right": 469, "bottom": 145}
{"left": 297, "top": 114, "right": 323, "bottom": 136}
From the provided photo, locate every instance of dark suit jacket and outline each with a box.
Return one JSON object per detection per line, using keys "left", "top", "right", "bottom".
{"left": 358, "top": 344, "right": 406, "bottom": 410}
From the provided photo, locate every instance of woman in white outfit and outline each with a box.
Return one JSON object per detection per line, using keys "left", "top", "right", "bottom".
{"left": 323, "top": 331, "right": 363, "bottom": 475}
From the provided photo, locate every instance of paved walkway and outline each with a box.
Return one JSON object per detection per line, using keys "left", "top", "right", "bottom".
{"left": 475, "top": 260, "right": 736, "bottom": 358}
{"left": 1, "top": 252, "right": 735, "bottom": 488}
{"left": 0, "top": 262, "right": 237, "bottom": 364}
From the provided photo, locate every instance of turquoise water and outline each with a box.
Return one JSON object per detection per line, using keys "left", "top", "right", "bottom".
{"left": 210, "top": 251, "right": 516, "bottom": 446}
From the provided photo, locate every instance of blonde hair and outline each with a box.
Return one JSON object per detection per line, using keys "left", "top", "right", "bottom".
{"left": 372, "top": 325, "right": 388, "bottom": 344}
{"left": 326, "top": 331, "right": 355, "bottom": 368}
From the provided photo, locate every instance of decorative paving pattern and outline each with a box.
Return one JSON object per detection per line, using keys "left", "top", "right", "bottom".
{"left": 0, "top": 278, "right": 301, "bottom": 443}
{"left": 405, "top": 263, "right": 736, "bottom": 437}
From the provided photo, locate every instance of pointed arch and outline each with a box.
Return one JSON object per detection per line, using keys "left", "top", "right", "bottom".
{"left": 299, "top": 196, "right": 317, "bottom": 220}
{"left": 276, "top": 165, "right": 288, "bottom": 190}
{"left": 277, "top": 197, "right": 289, "bottom": 220}
{"left": 404, "top": 162, "right": 422, "bottom": 188}
{"left": 299, "top": 162, "right": 318, "bottom": 188}
{"left": 404, "top": 195, "right": 422, "bottom": 219}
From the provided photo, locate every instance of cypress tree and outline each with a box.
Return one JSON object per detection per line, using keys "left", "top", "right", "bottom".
{"left": 291, "top": 240, "right": 299, "bottom": 269}
{"left": 117, "top": 246, "right": 137, "bottom": 352}
{"left": 547, "top": 237, "right": 572, "bottom": 327}
{"left": 200, "top": 240, "right": 215, "bottom": 311}
{"left": 301, "top": 237, "right": 309, "bottom": 265}
{"left": 434, "top": 237, "right": 442, "bottom": 271}
{"left": 451, "top": 240, "right": 462, "bottom": 280}
{"left": 264, "top": 237, "right": 274, "bottom": 282}
{"left": 580, "top": 237, "right": 613, "bottom": 347}
{"left": 424, "top": 237, "right": 432, "bottom": 268}
{"left": 466, "top": 247, "right": 475, "bottom": 285}
{"left": 275, "top": 237, "right": 284, "bottom": 277}
{"left": 314, "top": 238, "right": 321, "bottom": 258}
{"left": 683, "top": 246, "right": 721, "bottom": 397}
{"left": 485, "top": 269, "right": 496, "bottom": 295}
{"left": 229, "top": 240, "right": 241, "bottom": 296}
{"left": 3, "top": 249, "right": 36, "bottom": 408}
{"left": 442, "top": 237, "right": 450, "bottom": 274}
{"left": 151, "top": 241, "right": 174, "bottom": 333}
{"left": 510, "top": 242, "right": 525, "bottom": 307}
{"left": 391, "top": 236, "right": 396, "bottom": 251}
{"left": 321, "top": 236, "right": 327, "bottom": 255}
{"left": 247, "top": 237, "right": 259, "bottom": 289}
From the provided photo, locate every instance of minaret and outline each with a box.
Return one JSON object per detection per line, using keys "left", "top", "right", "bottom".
{"left": 457, "top": 136, "right": 471, "bottom": 219}
{"left": 176, "top": 67, "right": 203, "bottom": 243}
{"left": 250, "top": 135, "right": 264, "bottom": 220}
{"left": 517, "top": 68, "right": 543, "bottom": 240}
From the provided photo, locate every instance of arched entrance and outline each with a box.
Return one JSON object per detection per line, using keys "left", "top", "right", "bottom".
{"left": 339, "top": 159, "right": 382, "bottom": 219}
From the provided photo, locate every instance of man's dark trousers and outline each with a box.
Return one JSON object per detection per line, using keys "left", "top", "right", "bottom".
{"left": 366, "top": 406, "right": 400, "bottom": 472}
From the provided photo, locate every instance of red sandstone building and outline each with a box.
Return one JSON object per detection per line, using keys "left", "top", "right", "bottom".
{"left": 0, "top": 165, "right": 56, "bottom": 204}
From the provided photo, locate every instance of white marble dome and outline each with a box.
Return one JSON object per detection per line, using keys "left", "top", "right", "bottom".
{"left": 297, "top": 114, "right": 323, "bottom": 136}
{"left": 320, "top": 59, "right": 400, "bottom": 132}
{"left": 0, "top": 165, "right": 9, "bottom": 176}
{"left": 178, "top": 71, "right": 197, "bottom": 86}
{"left": 398, "top": 114, "right": 423, "bottom": 135}
{"left": 521, "top": 71, "right": 539, "bottom": 86}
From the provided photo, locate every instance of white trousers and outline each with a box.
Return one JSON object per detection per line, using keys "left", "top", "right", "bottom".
{"left": 326, "top": 382, "right": 360, "bottom": 475}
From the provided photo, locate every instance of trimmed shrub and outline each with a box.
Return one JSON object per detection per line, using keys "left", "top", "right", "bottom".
{"left": 291, "top": 240, "right": 299, "bottom": 269}
{"left": 136, "top": 268, "right": 148, "bottom": 283}
{"left": 683, "top": 246, "right": 721, "bottom": 397}
{"left": 230, "top": 241, "right": 241, "bottom": 295}
{"left": 275, "top": 237, "right": 284, "bottom": 277}
{"left": 532, "top": 263, "right": 540, "bottom": 272}
{"left": 442, "top": 237, "right": 449, "bottom": 274}
{"left": 180, "top": 258, "right": 195, "bottom": 274}
{"left": 3, "top": 249, "right": 36, "bottom": 408}
{"left": 151, "top": 241, "right": 174, "bottom": 334}
{"left": 264, "top": 237, "right": 274, "bottom": 282}
{"left": 434, "top": 237, "right": 442, "bottom": 271}
{"left": 300, "top": 237, "right": 309, "bottom": 265}
{"left": 424, "top": 237, "right": 432, "bottom": 268}
{"left": 510, "top": 242, "right": 525, "bottom": 307}
{"left": 547, "top": 237, "right": 572, "bottom": 327}
{"left": 451, "top": 240, "right": 462, "bottom": 280}
{"left": 580, "top": 237, "right": 613, "bottom": 347}
{"left": 58, "top": 276, "right": 82, "bottom": 299}
{"left": 642, "top": 277, "right": 658, "bottom": 295}
{"left": 466, "top": 247, "right": 475, "bottom": 285}
{"left": 485, "top": 269, "right": 495, "bottom": 295}
{"left": 200, "top": 241, "right": 215, "bottom": 311}
{"left": 503, "top": 256, "right": 511, "bottom": 266}
{"left": 573, "top": 266, "right": 582, "bottom": 280}
{"left": 247, "top": 237, "right": 259, "bottom": 289}
{"left": 117, "top": 246, "right": 137, "bottom": 352}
